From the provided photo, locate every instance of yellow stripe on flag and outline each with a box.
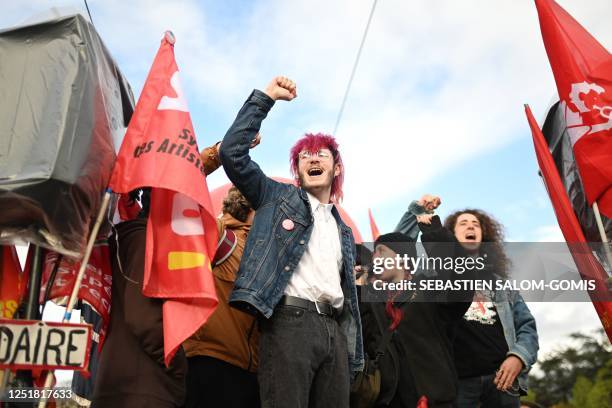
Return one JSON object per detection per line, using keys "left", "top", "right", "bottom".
{"left": 168, "top": 251, "right": 207, "bottom": 270}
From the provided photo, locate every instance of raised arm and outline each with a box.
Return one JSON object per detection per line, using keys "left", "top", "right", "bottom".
{"left": 219, "top": 76, "right": 297, "bottom": 209}
{"left": 395, "top": 195, "right": 441, "bottom": 239}
{"left": 394, "top": 200, "right": 423, "bottom": 237}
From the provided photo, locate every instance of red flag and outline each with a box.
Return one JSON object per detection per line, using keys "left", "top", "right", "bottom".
{"left": 535, "top": 0, "right": 612, "bottom": 218}
{"left": 109, "top": 32, "right": 218, "bottom": 365}
{"left": 525, "top": 104, "right": 612, "bottom": 341}
{"left": 416, "top": 396, "right": 428, "bottom": 408}
{"left": 39, "top": 244, "right": 112, "bottom": 346}
{"left": 0, "top": 245, "right": 25, "bottom": 319}
{"left": 368, "top": 208, "right": 381, "bottom": 241}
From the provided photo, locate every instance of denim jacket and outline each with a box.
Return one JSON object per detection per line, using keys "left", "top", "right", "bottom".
{"left": 218, "top": 89, "right": 365, "bottom": 375}
{"left": 493, "top": 289, "right": 539, "bottom": 393}
{"left": 394, "top": 200, "right": 430, "bottom": 241}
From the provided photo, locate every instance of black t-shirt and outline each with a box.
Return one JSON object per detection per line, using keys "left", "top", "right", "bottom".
{"left": 454, "top": 291, "right": 509, "bottom": 378}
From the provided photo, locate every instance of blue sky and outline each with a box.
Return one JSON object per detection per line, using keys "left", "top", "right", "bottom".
{"left": 2, "top": 0, "right": 611, "bottom": 361}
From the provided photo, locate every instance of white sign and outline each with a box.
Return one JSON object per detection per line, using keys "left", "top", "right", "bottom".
{"left": 0, "top": 319, "right": 92, "bottom": 372}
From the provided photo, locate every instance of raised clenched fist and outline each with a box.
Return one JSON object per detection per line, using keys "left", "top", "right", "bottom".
{"left": 418, "top": 194, "right": 441, "bottom": 212}
{"left": 264, "top": 76, "right": 297, "bottom": 101}
{"left": 416, "top": 214, "right": 434, "bottom": 225}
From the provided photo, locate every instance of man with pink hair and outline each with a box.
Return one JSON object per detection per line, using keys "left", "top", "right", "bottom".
{"left": 219, "top": 76, "right": 364, "bottom": 407}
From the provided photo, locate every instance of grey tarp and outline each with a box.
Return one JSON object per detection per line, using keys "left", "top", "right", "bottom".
{"left": 0, "top": 14, "right": 134, "bottom": 257}
{"left": 542, "top": 101, "right": 612, "bottom": 242}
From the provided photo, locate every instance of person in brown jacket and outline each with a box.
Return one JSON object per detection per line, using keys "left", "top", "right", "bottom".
{"left": 182, "top": 185, "right": 260, "bottom": 408}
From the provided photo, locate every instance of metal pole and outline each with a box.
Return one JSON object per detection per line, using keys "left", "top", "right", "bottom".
{"left": 333, "top": 0, "right": 378, "bottom": 136}
{"left": 40, "top": 254, "right": 62, "bottom": 314}
{"left": 10, "top": 245, "right": 43, "bottom": 406}
{"left": 25, "top": 246, "right": 43, "bottom": 320}
{"left": 64, "top": 191, "right": 111, "bottom": 321}
{"left": 592, "top": 201, "right": 612, "bottom": 272}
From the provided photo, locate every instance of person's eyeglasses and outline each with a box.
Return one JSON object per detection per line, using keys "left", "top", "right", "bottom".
{"left": 298, "top": 150, "right": 331, "bottom": 160}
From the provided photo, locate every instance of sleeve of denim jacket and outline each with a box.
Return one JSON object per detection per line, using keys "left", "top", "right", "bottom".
{"left": 219, "top": 89, "right": 276, "bottom": 210}
{"left": 507, "top": 292, "right": 539, "bottom": 372}
{"left": 393, "top": 200, "right": 424, "bottom": 237}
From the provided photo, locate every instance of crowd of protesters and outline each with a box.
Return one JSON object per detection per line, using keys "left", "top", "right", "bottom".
{"left": 93, "top": 76, "right": 539, "bottom": 408}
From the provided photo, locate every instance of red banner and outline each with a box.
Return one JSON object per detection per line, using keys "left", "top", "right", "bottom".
{"left": 108, "top": 33, "right": 218, "bottom": 366}
{"left": 39, "top": 244, "right": 112, "bottom": 344}
{"left": 535, "top": 0, "right": 612, "bottom": 218}
{"left": 525, "top": 105, "right": 612, "bottom": 342}
{"left": 368, "top": 208, "right": 380, "bottom": 241}
{"left": 0, "top": 246, "right": 25, "bottom": 319}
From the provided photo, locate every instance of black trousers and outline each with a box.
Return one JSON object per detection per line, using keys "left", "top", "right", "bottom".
{"left": 258, "top": 305, "right": 350, "bottom": 408}
{"left": 185, "top": 355, "right": 260, "bottom": 408}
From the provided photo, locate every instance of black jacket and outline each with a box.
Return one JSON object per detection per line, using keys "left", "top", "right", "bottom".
{"left": 359, "top": 216, "right": 473, "bottom": 407}
{"left": 92, "top": 219, "right": 187, "bottom": 408}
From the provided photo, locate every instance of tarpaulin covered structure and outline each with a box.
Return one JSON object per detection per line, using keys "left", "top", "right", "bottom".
{"left": 0, "top": 14, "right": 134, "bottom": 258}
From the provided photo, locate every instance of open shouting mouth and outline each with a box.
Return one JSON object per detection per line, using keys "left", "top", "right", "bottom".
{"left": 308, "top": 167, "right": 324, "bottom": 177}
{"left": 464, "top": 232, "right": 477, "bottom": 241}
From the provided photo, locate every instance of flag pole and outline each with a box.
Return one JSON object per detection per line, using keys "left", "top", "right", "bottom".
{"left": 592, "top": 201, "right": 612, "bottom": 272}
{"left": 63, "top": 190, "right": 112, "bottom": 321}
{"left": 37, "top": 189, "right": 112, "bottom": 408}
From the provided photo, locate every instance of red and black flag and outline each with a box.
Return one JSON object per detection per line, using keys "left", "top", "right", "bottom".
{"left": 526, "top": 105, "right": 612, "bottom": 342}
{"left": 535, "top": 0, "right": 612, "bottom": 221}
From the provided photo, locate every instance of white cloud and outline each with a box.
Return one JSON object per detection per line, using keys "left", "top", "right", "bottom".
{"left": 527, "top": 302, "right": 603, "bottom": 370}
{"left": 533, "top": 224, "right": 566, "bottom": 242}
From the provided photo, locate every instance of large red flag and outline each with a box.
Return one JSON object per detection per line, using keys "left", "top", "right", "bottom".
{"left": 534, "top": 0, "right": 612, "bottom": 218}
{"left": 525, "top": 104, "right": 612, "bottom": 342}
{"left": 109, "top": 32, "right": 218, "bottom": 365}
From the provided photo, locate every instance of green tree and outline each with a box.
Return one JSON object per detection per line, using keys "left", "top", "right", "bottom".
{"left": 585, "top": 360, "right": 612, "bottom": 408}
{"left": 571, "top": 376, "right": 592, "bottom": 408}
{"left": 529, "top": 329, "right": 611, "bottom": 407}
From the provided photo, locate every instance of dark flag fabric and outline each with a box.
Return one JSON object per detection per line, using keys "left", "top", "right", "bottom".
{"left": 542, "top": 102, "right": 611, "bottom": 242}
{"left": 526, "top": 105, "right": 612, "bottom": 341}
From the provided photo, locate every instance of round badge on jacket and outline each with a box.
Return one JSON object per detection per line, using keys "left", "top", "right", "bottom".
{"left": 282, "top": 219, "right": 295, "bottom": 230}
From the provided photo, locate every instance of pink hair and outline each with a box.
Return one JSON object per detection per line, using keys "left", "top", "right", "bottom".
{"left": 289, "top": 133, "right": 344, "bottom": 203}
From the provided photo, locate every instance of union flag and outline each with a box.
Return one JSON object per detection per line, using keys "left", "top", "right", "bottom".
{"left": 109, "top": 32, "right": 218, "bottom": 365}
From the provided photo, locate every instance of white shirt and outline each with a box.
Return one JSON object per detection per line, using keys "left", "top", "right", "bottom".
{"left": 284, "top": 193, "right": 344, "bottom": 309}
